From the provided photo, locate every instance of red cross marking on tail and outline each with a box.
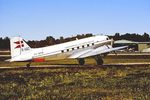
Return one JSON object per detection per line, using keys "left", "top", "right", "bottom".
{"left": 14, "top": 41, "right": 24, "bottom": 48}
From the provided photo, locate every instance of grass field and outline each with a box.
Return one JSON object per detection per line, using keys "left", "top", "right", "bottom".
{"left": 0, "top": 54, "right": 150, "bottom": 99}
{"left": 0, "top": 65, "right": 150, "bottom": 99}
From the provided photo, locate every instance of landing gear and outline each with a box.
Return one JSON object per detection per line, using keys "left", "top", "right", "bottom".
{"left": 26, "top": 64, "right": 30, "bottom": 68}
{"left": 95, "top": 55, "right": 103, "bottom": 65}
{"left": 26, "top": 61, "right": 32, "bottom": 68}
{"left": 77, "top": 58, "right": 85, "bottom": 65}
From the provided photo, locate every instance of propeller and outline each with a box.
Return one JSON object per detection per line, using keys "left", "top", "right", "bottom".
{"left": 111, "top": 38, "right": 117, "bottom": 55}
{"left": 111, "top": 38, "right": 114, "bottom": 47}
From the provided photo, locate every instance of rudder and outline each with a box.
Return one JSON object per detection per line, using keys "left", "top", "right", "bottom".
{"left": 10, "top": 37, "right": 31, "bottom": 58}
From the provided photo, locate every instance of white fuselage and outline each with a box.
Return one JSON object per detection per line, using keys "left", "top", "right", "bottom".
{"left": 11, "top": 35, "right": 111, "bottom": 61}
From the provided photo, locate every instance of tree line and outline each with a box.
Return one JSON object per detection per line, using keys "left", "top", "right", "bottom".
{"left": 109, "top": 32, "right": 150, "bottom": 42}
{"left": 0, "top": 33, "right": 149, "bottom": 50}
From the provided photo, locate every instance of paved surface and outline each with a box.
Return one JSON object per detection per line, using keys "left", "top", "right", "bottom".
{"left": 108, "top": 52, "right": 150, "bottom": 55}
{"left": 0, "top": 63, "right": 150, "bottom": 70}
{"left": 0, "top": 55, "right": 10, "bottom": 57}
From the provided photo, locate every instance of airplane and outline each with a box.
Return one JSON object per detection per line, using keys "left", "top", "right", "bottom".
{"left": 7, "top": 35, "right": 127, "bottom": 67}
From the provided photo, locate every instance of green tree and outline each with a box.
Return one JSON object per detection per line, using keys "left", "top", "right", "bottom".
{"left": 143, "top": 32, "right": 149, "bottom": 41}
{"left": 46, "top": 36, "right": 56, "bottom": 45}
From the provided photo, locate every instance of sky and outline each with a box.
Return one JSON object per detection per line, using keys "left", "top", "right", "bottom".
{"left": 0, "top": 0, "right": 150, "bottom": 40}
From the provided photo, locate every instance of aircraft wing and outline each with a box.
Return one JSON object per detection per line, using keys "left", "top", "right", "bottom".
{"left": 69, "top": 46, "right": 128, "bottom": 59}
{"left": 79, "top": 46, "right": 128, "bottom": 58}
{"left": 69, "top": 49, "right": 92, "bottom": 58}
{"left": 69, "top": 40, "right": 113, "bottom": 59}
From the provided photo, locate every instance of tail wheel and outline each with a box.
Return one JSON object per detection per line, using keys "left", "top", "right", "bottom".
{"left": 26, "top": 61, "right": 32, "bottom": 68}
{"left": 26, "top": 64, "right": 30, "bottom": 68}
{"left": 77, "top": 58, "right": 85, "bottom": 65}
{"left": 95, "top": 56, "right": 103, "bottom": 65}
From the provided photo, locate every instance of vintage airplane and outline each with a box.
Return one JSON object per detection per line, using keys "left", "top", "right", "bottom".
{"left": 7, "top": 35, "right": 127, "bottom": 67}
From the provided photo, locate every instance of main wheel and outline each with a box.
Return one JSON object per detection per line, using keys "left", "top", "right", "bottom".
{"left": 95, "top": 56, "right": 103, "bottom": 65}
{"left": 77, "top": 58, "right": 85, "bottom": 65}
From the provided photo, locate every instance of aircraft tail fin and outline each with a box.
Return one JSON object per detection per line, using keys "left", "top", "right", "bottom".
{"left": 10, "top": 37, "right": 31, "bottom": 58}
